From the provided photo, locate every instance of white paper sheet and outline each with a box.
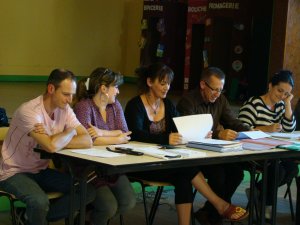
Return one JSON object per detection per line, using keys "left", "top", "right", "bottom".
{"left": 167, "top": 149, "right": 206, "bottom": 158}
{"left": 70, "top": 148, "right": 125, "bottom": 158}
{"left": 236, "top": 131, "right": 270, "bottom": 140}
{"left": 189, "top": 138, "right": 241, "bottom": 146}
{"left": 173, "top": 114, "right": 213, "bottom": 143}
{"left": 268, "top": 132, "right": 300, "bottom": 139}
{"left": 135, "top": 146, "right": 181, "bottom": 160}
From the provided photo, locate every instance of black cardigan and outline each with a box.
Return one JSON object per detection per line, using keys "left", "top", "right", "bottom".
{"left": 124, "top": 96, "right": 178, "bottom": 145}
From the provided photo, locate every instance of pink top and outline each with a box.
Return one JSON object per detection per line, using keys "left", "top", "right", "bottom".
{"left": 0, "top": 96, "right": 81, "bottom": 181}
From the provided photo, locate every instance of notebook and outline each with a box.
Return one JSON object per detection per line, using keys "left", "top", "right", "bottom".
{"left": 187, "top": 139, "right": 243, "bottom": 153}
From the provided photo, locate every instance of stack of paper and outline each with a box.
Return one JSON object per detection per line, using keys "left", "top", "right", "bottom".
{"left": 241, "top": 138, "right": 292, "bottom": 151}
{"left": 267, "top": 132, "right": 300, "bottom": 139}
{"left": 277, "top": 143, "right": 300, "bottom": 151}
{"left": 187, "top": 139, "right": 243, "bottom": 153}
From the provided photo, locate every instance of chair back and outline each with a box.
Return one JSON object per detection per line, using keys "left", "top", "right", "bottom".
{"left": 0, "top": 127, "right": 9, "bottom": 158}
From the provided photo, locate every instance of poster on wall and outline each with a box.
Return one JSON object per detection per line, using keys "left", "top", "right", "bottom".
{"left": 183, "top": 0, "right": 208, "bottom": 90}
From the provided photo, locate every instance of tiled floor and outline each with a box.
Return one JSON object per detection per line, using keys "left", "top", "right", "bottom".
{"left": 0, "top": 178, "right": 297, "bottom": 225}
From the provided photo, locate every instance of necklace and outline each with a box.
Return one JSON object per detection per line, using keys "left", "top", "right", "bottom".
{"left": 145, "top": 95, "right": 160, "bottom": 115}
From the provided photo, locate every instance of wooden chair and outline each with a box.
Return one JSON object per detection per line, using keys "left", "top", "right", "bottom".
{"left": 0, "top": 127, "right": 66, "bottom": 225}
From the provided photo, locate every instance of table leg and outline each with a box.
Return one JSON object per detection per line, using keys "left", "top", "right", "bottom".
{"left": 248, "top": 162, "right": 257, "bottom": 225}
{"left": 271, "top": 159, "right": 279, "bottom": 225}
{"left": 260, "top": 160, "right": 269, "bottom": 225}
{"left": 295, "top": 177, "right": 300, "bottom": 225}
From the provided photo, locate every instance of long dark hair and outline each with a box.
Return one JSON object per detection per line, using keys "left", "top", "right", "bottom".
{"left": 135, "top": 62, "right": 174, "bottom": 94}
{"left": 75, "top": 67, "right": 123, "bottom": 103}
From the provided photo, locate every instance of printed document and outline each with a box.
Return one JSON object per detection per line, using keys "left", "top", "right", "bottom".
{"left": 71, "top": 148, "right": 125, "bottom": 157}
{"left": 236, "top": 130, "right": 270, "bottom": 140}
{"left": 267, "top": 132, "right": 300, "bottom": 139}
{"left": 173, "top": 114, "right": 213, "bottom": 143}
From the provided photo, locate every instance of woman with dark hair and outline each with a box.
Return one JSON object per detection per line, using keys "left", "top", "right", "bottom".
{"left": 73, "top": 67, "right": 136, "bottom": 225}
{"left": 294, "top": 98, "right": 300, "bottom": 131}
{"left": 125, "top": 63, "right": 248, "bottom": 225}
{"left": 239, "top": 70, "right": 296, "bottom": 132}
{"left": 239, "top": 70, "right": 298, "bottom": 219}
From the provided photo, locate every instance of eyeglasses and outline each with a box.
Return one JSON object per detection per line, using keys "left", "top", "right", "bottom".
{"left": 204, "top": 81, "right": 225, "bottom": 94}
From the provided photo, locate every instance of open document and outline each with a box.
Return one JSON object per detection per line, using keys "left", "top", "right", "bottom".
{"left": 236, "top": 130, "right": 270, "bottom": 140}
{"left": 267, "top": 132, "right": 300, "bottom": 139}
{"left": 70, "top": 148, "right": 125, "bottom": 158}
{"left": 173, "top": 114, "right": 213, "bottom": 143}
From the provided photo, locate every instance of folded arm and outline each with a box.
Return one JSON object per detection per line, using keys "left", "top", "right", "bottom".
{"left": 30, "top": 123, "right": 92, "bottom": 153}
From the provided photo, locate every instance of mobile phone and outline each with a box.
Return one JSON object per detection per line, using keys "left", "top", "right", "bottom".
{"left": 164, "top": 154, "right": 181, "bottom": 158}
{"left": 159, "top": 144, "right": 177, "bottom": 149}
{"left": 115, "top": 147, "right": 144, "bottom": 156}
{"left": 126, "top": 150, "right": 144, "bottom": 156}
{"left": 115, "top": 147, "right": 133, "bottom": 151}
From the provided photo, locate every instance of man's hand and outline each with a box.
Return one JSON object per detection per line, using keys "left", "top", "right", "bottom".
{"left": 169, "top": 133, "right": 183, "bottom": 145}
{"left": 218, "top": 129, "right": 238, "bottom": 140}
{"left": 33, "top": 123, "right": 49, "bottom": 135}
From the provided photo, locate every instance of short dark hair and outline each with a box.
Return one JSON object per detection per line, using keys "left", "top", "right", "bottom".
{"left": 270, "top": 70, "right": 294, "bottom": 88}
{"left": 201, "top": 67, "right": 225, "bottom": 81}
{"left": 47, "top": 69, "right": 76, "bottom": 89}
{"left": 135, "top": 62, "right": 174, "bottom": 93}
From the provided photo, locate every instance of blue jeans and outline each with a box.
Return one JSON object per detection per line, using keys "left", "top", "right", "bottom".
{"left": 91, "top": 175, "right": 136, "bottom": 225}
{"left": 0, "top": 168, "right": 96, "bottom": 225}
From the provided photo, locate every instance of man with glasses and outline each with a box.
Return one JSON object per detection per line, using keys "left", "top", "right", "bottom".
{"left": 177, "top": 67, "right": 250, "bottom": 225}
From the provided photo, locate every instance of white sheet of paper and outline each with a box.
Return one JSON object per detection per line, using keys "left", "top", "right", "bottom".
{"left": 173, "top": 114, "right": 213, "bottom": 143}
{"left": 190, "top": 139, "right": 241, "bottom": 146}
{"left": 268, "top": 132, "right": 300, "bottom": 139}
{"left": 237, "top": 131, "right": 270, "bottom": 140}
{"left": 71, "top": 148, "right": 125, "bottom": 158}
{"left": 135, "top": 146, "right": 181, "bottom": 160}
{"left": 167, "top": 149, "right": 207, "bottom": 158}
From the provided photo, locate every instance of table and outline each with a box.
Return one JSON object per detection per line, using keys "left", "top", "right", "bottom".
{"left": 296, "top": 177, "right": 300, "bottom": 225}
{"left": 44, "top": 142, "right": 300, "bottom": 225}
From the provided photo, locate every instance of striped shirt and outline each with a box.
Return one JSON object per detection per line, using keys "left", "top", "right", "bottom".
{"left": 238, "top": 96, "right": 295, "bottom": 132}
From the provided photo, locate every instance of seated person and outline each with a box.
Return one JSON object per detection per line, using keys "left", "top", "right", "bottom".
{"left": 238, "top": 70, "right": 299, "bottom": 219}
{"left": 294, "top": 98, "right": 300, "bottom": 131}
{"left": 177, "top": 67, "right": 250, "bottom": 225}
{"left": 125, "top": 63, "right": 248, "bottom": 225}
{"left": 0, "top": 69, "right": 95, "bottom": 225}
{"left": 74, "top": 67, "right": 136, "bottom": 225}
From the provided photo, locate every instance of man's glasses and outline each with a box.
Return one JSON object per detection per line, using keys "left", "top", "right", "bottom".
{"left": 204, "top": 81, "right": 225, "bottom": 94}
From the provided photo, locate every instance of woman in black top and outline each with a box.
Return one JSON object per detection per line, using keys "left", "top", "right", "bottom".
{"left": 125, "top": 63, "right": 248, "bottom": 225}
